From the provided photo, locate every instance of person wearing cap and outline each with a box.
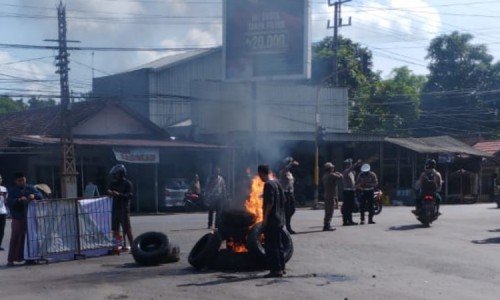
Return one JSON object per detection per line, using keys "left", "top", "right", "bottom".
{"left": 321, "top": 162, "right": 343, "bottom": 231}
{"left": 341, "top": 159, "right": 361, "bottom": 226}
{"left": 0, "top": 174, "right": 8, "bottom": 251}
{"left": 279, "top": 156, "right": 299, "bottom": 234}
{"left": 205, "top": 167, "right": 227, "bottom": 229}
{"left": 355, "top": 163, "right": 378, "bottom": 225}
{"left": 6, "top": 172, "right": 43, "bottom": 266}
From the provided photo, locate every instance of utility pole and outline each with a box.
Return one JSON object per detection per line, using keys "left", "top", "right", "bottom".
{"left": 327, "top": 0, "right": 352, "bottom": 87}
{"left": 46, "top": 1, "right": 80, "bottom": 198}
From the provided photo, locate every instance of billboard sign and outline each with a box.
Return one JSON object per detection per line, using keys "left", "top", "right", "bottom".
{"left": 223, "top": 0, "right": 311, "bottom": 81}
{"left": 113, "top": 147, "right": 159, "bottom": 164}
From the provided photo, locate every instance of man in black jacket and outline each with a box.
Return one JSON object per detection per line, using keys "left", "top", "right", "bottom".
{"left": 259, "top": 164, "right": 286, "bottom": 278}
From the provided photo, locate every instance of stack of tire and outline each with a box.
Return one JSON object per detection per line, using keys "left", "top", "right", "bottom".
{"left": 188, "top": 222, "right": 293, "bottom": 270}
{"left": 131, "top": 232, "right": 180, "bottom": 266}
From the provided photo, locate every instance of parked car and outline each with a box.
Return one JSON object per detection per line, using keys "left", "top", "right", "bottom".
{"left": 161, "top": 178, "right": 189, "bottom": 210}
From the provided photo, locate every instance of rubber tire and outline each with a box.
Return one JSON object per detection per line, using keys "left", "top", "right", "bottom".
{"left": 246, "top": 222, "right": 294, "bottom": 263}
{"left": 373, "top": 201, "right": 382, "bottom": 215}
{"left": 188, "top": 232, "right": 222, "bottom": 270}
{"left": 131, "top": 232, "right": 170, "bottom": 266}
{"left": 161, "top": 242, "right": 181, "bottom": 263}
{"left": 207, "top": 249, "right": 267, "bottom": 271}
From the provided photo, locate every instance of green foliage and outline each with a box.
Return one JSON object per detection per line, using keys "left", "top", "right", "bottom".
{"left": 420, "top": 31, "right": 499, "bottom": 137}
{"left": 0, "top": 96, "right": 25, "bottom": 114}
{"left": 27, "top": 96, "right": 56, "bottom": 109}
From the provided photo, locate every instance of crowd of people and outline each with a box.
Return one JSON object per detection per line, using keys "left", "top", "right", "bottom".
{"left": 0, "top": 157, "right": 446, "bottom": 279}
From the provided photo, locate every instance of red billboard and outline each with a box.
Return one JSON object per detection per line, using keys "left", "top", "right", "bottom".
{"left": 223, "top": 0, "right": 311, "bottom": 81}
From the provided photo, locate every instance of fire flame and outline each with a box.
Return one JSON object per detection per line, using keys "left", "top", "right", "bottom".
{"left": 244, "top": 175, "right": 265, "bottom": 224}
{"left": 226, "top": 174, "right": 271, "bottom": 253}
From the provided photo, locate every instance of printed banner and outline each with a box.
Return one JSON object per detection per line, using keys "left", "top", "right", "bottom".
{"left": 113, "top": 147, "right": 159, "bottom": 164}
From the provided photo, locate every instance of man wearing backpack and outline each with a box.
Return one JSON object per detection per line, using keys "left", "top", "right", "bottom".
{"left": 413, "top": 159, "right": 442, "bottom": 215}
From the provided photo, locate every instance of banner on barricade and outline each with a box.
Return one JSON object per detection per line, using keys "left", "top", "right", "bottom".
{"left": 25, "top": 197, "right": 113, "bottom": 261}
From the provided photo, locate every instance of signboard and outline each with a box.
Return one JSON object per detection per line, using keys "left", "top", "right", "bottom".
{"left": 223, "top": 0, "right": 311, "bottom": 81}
{"left": 113, "top": 147, "right": 159, "bottom": 164}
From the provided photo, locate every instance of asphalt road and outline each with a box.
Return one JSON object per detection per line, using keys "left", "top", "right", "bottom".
{"left": 1, "top": 203, "right": 500, "bottom": 300}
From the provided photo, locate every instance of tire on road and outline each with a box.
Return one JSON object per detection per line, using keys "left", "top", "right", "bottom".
{"left": 131, "top": 232, "right": 170, "bottom": 266}
{"left": 246, "top": 222, "right": 294, "bottom": 263}
{"left": 188, "top": 231, "right": 222, "bottom": 269}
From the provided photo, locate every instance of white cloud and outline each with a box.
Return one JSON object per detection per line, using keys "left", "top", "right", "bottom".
{"left": 312, "top": 0, "right": 441, "bottom": 42}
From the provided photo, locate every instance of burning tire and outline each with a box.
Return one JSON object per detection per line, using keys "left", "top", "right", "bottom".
{"left": 188, "top": 231, "right": 222, "bottom": 270}
{"left": 207, "top": 249, "right": 267, "bottom": 270}
{"left": 246, "top": 222, "right": 294, "bottom": 263}
{"left": 131, "top": 232, "right": 170, "bottom": 266}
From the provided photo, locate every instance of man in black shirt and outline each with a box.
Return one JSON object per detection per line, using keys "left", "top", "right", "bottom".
{"left": 258, "top": 164, "right": 286, "bottom": 278}
{"left": 107, "top": 164, "right": 134, "bottom": 250}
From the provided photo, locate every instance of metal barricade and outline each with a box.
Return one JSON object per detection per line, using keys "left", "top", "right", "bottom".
{"left": 25, "top": 197, "right": 113, "bottom": 263}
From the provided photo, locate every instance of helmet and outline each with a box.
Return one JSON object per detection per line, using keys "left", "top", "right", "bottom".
{"left": 109, "top": 164, "right": 127, "bottom": 176}
{"left": 283, "top": 156, "right": 294, "bottom": 164}
{"left": 360, "top": 163, "right": 371, "bottom": 172}
{"left": 425, "top": 159, "right": 436, "bottom": 169}
{"left": 344, "top": 158, "right": 353, "bottom": 165}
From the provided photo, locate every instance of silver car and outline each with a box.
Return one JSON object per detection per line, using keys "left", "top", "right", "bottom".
{"left": 162, "top": 178, "right": 189, "bottom": 210}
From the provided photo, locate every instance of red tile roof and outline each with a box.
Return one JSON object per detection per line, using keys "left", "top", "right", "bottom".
{"left": 472, "top": 141, "right": 500, "bottom": 155}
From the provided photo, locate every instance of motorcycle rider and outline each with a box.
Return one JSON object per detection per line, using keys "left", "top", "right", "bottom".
{"left": 413, "top": 159, "right": 442, "bottom": 215}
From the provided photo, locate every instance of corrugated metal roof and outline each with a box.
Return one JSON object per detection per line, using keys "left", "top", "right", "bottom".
{"left": 10, "top": 135, "right": 226, "bottom": 149}
{"left": 125, "top": 48, "right": 220, "bottom": 72}
{"left": 472, "top": 141, "right": 500, "bottom": 155}
{"left": 385, "top": 136, "right": 491, "bottom": 157}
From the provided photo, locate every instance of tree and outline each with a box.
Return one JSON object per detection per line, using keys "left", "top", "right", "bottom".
{"left": 420, "top": 31, "right": 498, "bottom": 137}
{"left": 311, "top": 35, "right": 380, "bottom": 131}
{"left": 0, "top": 96, "right": 25, "bottom": 114}
{"left": 354, "top": 67, "right": 425, "bottom": 135}
{"left": 27, "top": 96, "right": 56, "bottom": 109}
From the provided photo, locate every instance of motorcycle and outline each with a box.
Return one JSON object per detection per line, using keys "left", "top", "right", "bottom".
{"left": 416, "top": 193, "right": 439, "bottom": 227}
{"left": 184, "top": 192, "right": 208, "bottom": 212}
{"left": 353, "top": 189, "right": 383, "bottom": 215}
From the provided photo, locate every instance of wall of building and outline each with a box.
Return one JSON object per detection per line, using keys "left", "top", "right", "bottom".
{"left": 149, "top": 50, "right": 223, "bottom": 128}
{"left": 92, "top": 69, "right": 150, "bottom": 118}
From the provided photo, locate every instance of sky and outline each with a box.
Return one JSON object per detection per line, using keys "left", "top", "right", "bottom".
{"left": 1, "top": 0, "right": 500, "bottom": 99}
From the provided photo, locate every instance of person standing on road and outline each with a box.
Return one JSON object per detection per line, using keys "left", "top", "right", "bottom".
{"left": 259, "top": 164, "right": 286, "bottom": 278}
{"left": 0, "top": 174, "right": 8, "bottom": 251}
{"left": 341, "top": 159, "right": 361, "bottom": 226}
{"left": 356, "top": 163, "right": 378, "bottom": 225}
{"left": 205, "top": 168, "right": 227, "bottom": 229}
{"left": 107, "top": 164, "right": 134, "bottom": 251}
{"left": 322, "top": 162, "right": 343, "bottom": 231}
{"left": 279, "top": 156, "right": 299, "bottom": 234}
{"left": 6, "top": 172, "right": 43, "bottom": 266}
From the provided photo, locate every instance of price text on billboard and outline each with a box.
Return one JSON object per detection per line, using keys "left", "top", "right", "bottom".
{"left": 224, "top": 0, "right": 310, "bottom": 81}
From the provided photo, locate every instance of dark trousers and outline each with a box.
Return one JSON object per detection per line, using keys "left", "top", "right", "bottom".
{"left": 342, "top": 190, "right": 355, "bottom": 224}
{"left": 359, "top": 189, "right": 374, "bottom": 222}
{"left": 284, "top": 192, "right": 296, "bottom": 231}
{"left": 0, "top": 214, "right": 6, "bottom": 247}
{"left": 264, "top": 226, "right": 285, "bottom": 273}
{"left": 207, "top": 197, "right": 224, "bottom": 228}
{"left": 8, "top": 218, "right": 27, "bottom": 263}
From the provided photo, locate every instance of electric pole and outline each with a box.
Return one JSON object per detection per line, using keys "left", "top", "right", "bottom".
{"left": 327, "top": 0, "right": 352, "bottom": 87}
{"left": 46, "top": 1, "right": 80, "bottom": 198}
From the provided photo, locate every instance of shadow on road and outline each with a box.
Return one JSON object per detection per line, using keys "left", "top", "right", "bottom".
{"left": 177, "top": 272, "right": 350, "bottom": 287}
{"left": 488, "top": 229, "right": 500, "bottom": 233}
{"left": 471, "top": 237, "right": 500, "bottom": 244}
{"left": 293, "top": 230, "right": 326, "bottom": 235}
{"left": 388, "top": 224, "right": 424, "bottom": 231}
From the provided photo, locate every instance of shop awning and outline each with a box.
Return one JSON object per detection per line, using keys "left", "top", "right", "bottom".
{"left": 10, "top": 135, "right": 227, "bottom": 149}
{"left": 385, "top": 136, "right": 491, "bottom": 157}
